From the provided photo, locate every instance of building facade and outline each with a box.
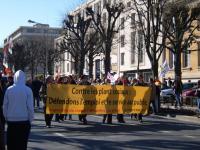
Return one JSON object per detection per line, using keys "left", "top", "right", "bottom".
{"left": 3, "top": 24, "right": 62, "bottom": 78}
{"left": 160, "top": 0, "right": 200, "bottom": 82}
{"left": 55, "top": 0, "right": 153, "bottom": 81}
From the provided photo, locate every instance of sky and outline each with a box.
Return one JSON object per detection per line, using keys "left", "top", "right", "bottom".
{"left": 0, "top": 0, "right": 86, "bottom": 47}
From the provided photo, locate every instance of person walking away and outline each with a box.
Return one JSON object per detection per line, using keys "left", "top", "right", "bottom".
{"left": 149, "top": 78, "right": 157, "bottom": 114}
{"left": 195, "top": 80, "right": 200, "bottom": 118}
{"left": 0, "top": 74, "right": 6, "bottom": 150}
{"left": 6, "top": 76, "right": 14, "bottom": 89}
{"left": 3, "top": 70, "right": 34, "bottom": 150}
{"left": 32, "top": 77, "right": 43, "bottom": 108}
{"left": 173, "top": 76, "right": 183, "bottom": 108}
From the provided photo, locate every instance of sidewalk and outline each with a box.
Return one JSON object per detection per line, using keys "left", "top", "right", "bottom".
{"left": 156, "top": 105, "right": 200, "bottom": 124}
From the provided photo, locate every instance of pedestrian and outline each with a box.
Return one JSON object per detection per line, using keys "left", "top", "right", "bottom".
{"left": 40, "top": 75, "right": 54, "bottom": 128}
{"left": 167, "top": 77, "right": 173, "bottom": 88}
{"left": 134, "top": 75, "right": 148, "bottom": 122}
{"left": 102, "top": 78, "right": 113, "bottom": 124}
{"left": 195, "top": 80, "right": 200, "bottom": 118}
{"left": 3, "top": 70, "right": 34, "bottom": 150}
{"left": 149, "top": 78, "right": 157, "bottom": 114}
{"left": 0, "top": 74, "right": 6, "bottom": 150}
{"left": 116, "top": 76, "right": 126, "bottom": 123}
{"left": 78, "top": 75, "right": 90, "bottom": 125}
{"left": 32, "top": 76, "right": 43, "bottom": 108}
{"left": 173, "top": 76, "right": 183, "bottom": 108}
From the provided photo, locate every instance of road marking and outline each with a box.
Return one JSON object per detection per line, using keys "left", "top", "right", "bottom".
{"left": 54, "top": 133, "right": 65, "bottom": 137}
{"left": 184, "top": 135, "right": 195, "bottom": 138}
{"left": 159, "top": 130, "right": 171, "bottom": 133}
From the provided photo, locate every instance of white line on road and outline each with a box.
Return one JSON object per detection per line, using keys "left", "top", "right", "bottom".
{"left": 159, "top": 130, "right": 171, "bottom": 133}
{"left": 184, "top": 135, "right": 195, "bottom": 138}
{"left": 54, "top": 133, "right": 65, "bottom": 137}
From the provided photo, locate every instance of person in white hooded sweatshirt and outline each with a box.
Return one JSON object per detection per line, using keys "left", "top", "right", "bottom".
{"left": 3, "top": 70, "right": 34, "bottom": 150}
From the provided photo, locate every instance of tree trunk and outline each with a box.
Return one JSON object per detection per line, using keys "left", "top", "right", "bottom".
{"left": 88, "top": 53, "right": 93, "bottom": 79}
{"left": 104, "top": 43, "right": 111, "bottom": 76}
{"left": 78, "top": 54, "right": 85, "bottom": 77}
{"left": 174, "top": 50, "right": 182, "bottom": 80}
{"left": 152, "top": 58, "right": 158, "bottom": 79}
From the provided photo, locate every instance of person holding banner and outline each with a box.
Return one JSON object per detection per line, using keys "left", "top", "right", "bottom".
{"left": 78, "top": 75, "right": 91, "bottom": 125}
{"left": 102, "top": 78, "right": 113, "bottom": 124}
{"left": 149, "top": 78, "right": 157, "bottom": 114}
{"left": 134, "top": 75, "right": 148, "bottom": 122}
{"left": 40, "top": 75, "right": 54, "bottom": 128}
{"left": 116, "top": 76, "right": 126, "bottom": 123}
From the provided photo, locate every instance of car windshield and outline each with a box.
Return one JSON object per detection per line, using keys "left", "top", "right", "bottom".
{"left": 182, "top": 83, "right": 197, "bottom": 90}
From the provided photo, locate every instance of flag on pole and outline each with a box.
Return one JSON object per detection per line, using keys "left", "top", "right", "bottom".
{"left": 8, "top": 38, "right": 13, "bottom": 54}
{"left": 159, "top": 60, "right": 170, "bottom": 78}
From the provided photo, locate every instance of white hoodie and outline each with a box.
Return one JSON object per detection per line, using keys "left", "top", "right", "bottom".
{"left": 3, "top": 70, "right": 34, "bottom": 122}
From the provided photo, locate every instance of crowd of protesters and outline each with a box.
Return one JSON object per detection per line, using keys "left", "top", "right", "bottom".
{"left": 36, "top": 74, "right": 160, "bottom": 126}
{"left": 1, "top": 70, "right": 200, "bottom": 149}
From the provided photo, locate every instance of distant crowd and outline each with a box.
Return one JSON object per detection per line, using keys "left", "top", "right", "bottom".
{"left": 0, "top": 71, "right": 200, "bottom": 150}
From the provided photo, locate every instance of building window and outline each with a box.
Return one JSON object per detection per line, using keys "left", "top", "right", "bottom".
{"left": 127, "top": 1, "right": 131, "bottom": 8}
{"left": 67, "top": 63, "right": 69, "bottom": 72}
{"left": 138, "top": 30, "right": 143, "bottom": 63}
{"left": 162, "top": 49, "right": 166, "bottom": 63}
{"left": 182, "top": 52, "right": 190, "bottom": 68}
{"left": 121, "top": 17, "right": 125, "bottom": 29}
{"left": 94, "top": 2, "right": 100, "bottom": 14}
{"left": 198, "top": 43, "right": 200, "bottom": 67}
{"left": 103, "top": 13, "right": 107, "bottom": 23}
{"left": 121, "top": 35, "right": 125, "bottom": 47}
{"left": 95, "top": 59, "right": 100, "bottom": 78}
{"left": 131, "top": 32, "right": 136, "bottom": 64}
{"left": 26, "top": 28, "right": 35, "bottom": 33}
{"left": 103, "top": 0, "right": 107, "bottom": 8}
{"left": 131, "top": 13, "right": 135, "bottom": 26}
{"left": 67, "top": 52, "right": 69, "bottom": 60}
{"left": 169, "top": 50, "right": 174, "bottom": 68}
{"left": 107, "top": 0, "right": 111, "bottom": 5}
{"left": 121, "top": 53, "right": 125, "bottom": 65}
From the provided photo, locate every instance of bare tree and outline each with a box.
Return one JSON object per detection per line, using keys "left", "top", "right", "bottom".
{"left": 132, "top": 0, "right": 168, "bottom": 78}
{"left": 8, "top": 43, "right": 30, "bottom": 72}
{"left": 87, "top": 33, "right": 103, "bottom": 78}
{"left": 163, "top": 2, "right": 200, "bottom": 80}
{"left": 86, "top": 2, "right": 124, "bottom": 76}
{"left": 61, "top": 13, "right": 93, "bottom": 76}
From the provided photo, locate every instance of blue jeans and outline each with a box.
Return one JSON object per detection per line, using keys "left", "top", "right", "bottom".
{"left": 175, "top": 93, "right": 182, "bottom": 107}
{"left": 197, "top": 98, "right": 200, "bottom": 112}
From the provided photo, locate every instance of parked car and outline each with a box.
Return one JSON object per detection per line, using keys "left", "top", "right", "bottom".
{"left": 160, "top": 82, "right": 197, "bottom": 103}
{"left": 182, "top": 86, "right": 197, "bottom": 97}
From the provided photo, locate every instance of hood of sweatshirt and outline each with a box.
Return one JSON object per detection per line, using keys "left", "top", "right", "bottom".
{"left": 14, "top": 70, "right": 26, "bottom": 85}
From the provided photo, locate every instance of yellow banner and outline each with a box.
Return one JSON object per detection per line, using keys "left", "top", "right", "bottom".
{"left": 46, "top": 84, "right": 151, "bottom": 115}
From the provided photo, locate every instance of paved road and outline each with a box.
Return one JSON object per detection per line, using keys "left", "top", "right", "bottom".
{"left": 27, "top": 111, "right": 200, "bottom": 150}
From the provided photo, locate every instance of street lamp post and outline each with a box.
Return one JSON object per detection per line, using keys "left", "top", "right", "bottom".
{"left": 28, "top": 19, "right": 49, "bottom": 78}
